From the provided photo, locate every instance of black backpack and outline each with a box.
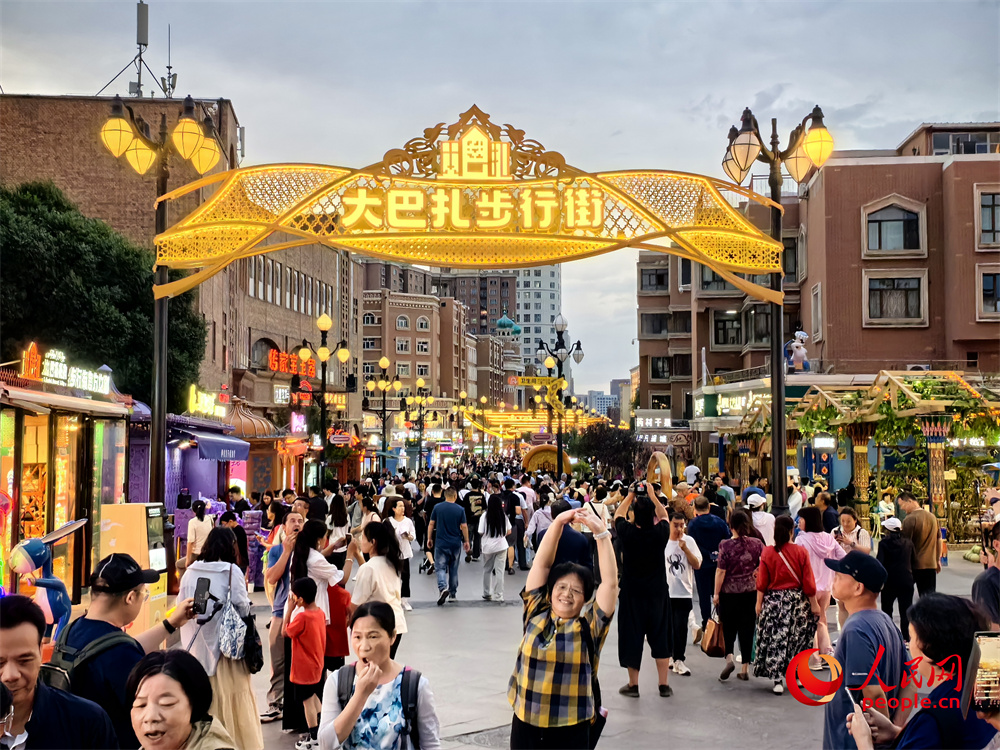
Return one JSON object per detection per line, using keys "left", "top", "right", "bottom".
{"left": 336, "top": 663, "right": 422, "bottom": 749}
{"left": 40, "top": 616, "right": 139, "bottom": 692}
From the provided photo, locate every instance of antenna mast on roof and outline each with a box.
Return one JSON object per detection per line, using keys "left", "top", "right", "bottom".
{"left": 159, "top": 25, "right": 177, "bottom": 98}
{"left": 95, "top": 1, "right": 159, "bottom": 97}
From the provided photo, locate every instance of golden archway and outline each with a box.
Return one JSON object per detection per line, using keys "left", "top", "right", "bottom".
{"left": 153, "top": 106, "right": 783, "bottom": 301}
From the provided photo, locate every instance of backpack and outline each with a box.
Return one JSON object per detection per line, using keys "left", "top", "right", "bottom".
{"left": 336, "top": 663, "right": 422, "bottom": 749}
{"left": 40, "top": 616, "right": 138, "bottom": 692}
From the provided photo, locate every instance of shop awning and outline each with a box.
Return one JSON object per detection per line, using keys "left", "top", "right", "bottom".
{"left": 1, "top": 385, "right": 129, "bottom": 417}
{"left": 178, "top": 429, "right": 250, "bottom": 462}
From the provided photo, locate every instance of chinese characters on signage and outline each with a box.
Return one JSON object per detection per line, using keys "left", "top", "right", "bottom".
{"left": 273, "top": 384, "right": 291, "bottom": 405}
{"left": 20, "top": 342, "right": 111, "bottom": 396}
{"left": 188, "top": 385, "right": 226, "bottom": 418}
{"left": 289, "top": 412, "right": 307, "bottom": 435}
{"left": 268, "top": 349, "right": 317, "bottom": 377}
{"left": 637, "top": 431, "right": 692, "bottom": 446}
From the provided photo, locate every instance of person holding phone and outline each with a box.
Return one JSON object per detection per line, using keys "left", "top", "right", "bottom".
{"left": 973, "top": 523, "right": 1000, "bottom": 629}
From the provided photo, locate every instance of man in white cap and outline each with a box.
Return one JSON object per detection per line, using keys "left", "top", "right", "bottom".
{"left": 875, "top": 516, "right": 916, "bottom": 638}
{"left": 746, "top": 494, "right": 775, "bottom": 546}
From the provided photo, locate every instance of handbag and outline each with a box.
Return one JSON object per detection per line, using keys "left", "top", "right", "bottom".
{"left": 219, "top": 565, "right": 248, "bottom": 660}
{"left": 241, "top": 610, "right": 264, "bottom": 674}
{"left": 577, "top": 617, "right": 607, "bottom": 749}
{"left": 701, "top": 608, "right": 726, "bottom": 658}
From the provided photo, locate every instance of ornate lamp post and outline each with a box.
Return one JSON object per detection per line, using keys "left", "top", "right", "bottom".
{"left": 362, "top": 356, "right": 402, "bottom": 472}
{"left": 100, "top": 94, "right": 223, "bottom": 507}
{"left": 535, "top": 314, "right": 585, "bottom": 479}
{"left": 406, "top": 377, "right": 437, "bottom": 470}
{"left": 295, "top": 314, "right": 350, "bottom": 480}
{"left": 722, "top": 105, "right": 834, "bottom": 514}
{"left": 450, "top": 389, "right": 468, "bottom": 457}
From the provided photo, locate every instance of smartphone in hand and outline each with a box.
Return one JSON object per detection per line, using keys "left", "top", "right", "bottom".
{"left": 193, "top": 577, "right": 211, "bottom": 615}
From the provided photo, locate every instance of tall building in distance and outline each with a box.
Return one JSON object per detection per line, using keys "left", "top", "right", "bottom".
{"left": 634, "top": 120, "right": 1000, "bottom": 419}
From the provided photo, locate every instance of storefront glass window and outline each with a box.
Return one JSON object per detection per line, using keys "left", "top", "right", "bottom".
{"left": 91, "top": 419, "right": 127, "bottom": 571}
{"left": 0, "top": 410, "right": 15, "bottom": 592}
{"left": 20, "top": 414, "right": 49, "bottom": 541}
{"left": 52, "top": 415, "right": 80, "bottom": 586}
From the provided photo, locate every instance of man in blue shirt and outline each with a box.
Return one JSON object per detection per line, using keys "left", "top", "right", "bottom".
{"left": 823, "top": 552, "right": 915, "bottom": 750}
{"left": 260, "top": 509, "right": 304, "bottom": 724}
{"left": 687, "top": 496, "right": 731, "bottom": 637}
{"left": 741, "top": 476, "right": 766, "bottom": 503}
{"left": 1, "top": 595, "right": 118, "bottom": 749}
{"left": 428, "top": 487, "right": 470, "bottom": 605}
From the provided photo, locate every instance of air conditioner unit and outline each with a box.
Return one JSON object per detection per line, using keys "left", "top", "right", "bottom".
{"left": 906, "top": 364, "right": 930, "bottom": 371}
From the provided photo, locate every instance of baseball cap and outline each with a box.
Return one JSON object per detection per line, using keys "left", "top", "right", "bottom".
{"left": 746, "top": 495, "right": 766, "bottom": 508}
{"left": 881, "top": 517, "right": 902, "bottom": 531}
{"left": 824, "top": 551, "right": 887, "bottom": 593}
{"left": 90, "top": 553, "right": 160, "bottom": 594}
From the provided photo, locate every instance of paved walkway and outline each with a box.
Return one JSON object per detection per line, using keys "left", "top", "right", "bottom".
{"left": 254, "top": 554, "right": 985, "bottom": 749}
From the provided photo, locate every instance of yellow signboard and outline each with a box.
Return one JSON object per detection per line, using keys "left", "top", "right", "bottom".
{"left": 516, "top": 376, "right": 561, "bottom": 388}
{"left": 188, "top": 385, "right": 226, "bottom": 418}
{"left": 154, "top": 106, "right": 784, "bottom": 304}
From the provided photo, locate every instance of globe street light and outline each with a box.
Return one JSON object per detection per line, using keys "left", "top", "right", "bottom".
{"left": 723, "top": 104, "right": 834, "bottom": 515}
{"left": 537, "top": 317, "right": 585, "bottom": 479}
{"left": 362, "top": 357, "right": 403, "bottom": 472}
{"left": 100, "top": 94, "right": 224, "bottom": 508}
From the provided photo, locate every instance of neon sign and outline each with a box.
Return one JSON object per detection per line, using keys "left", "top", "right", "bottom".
{"left": 267, "top": 349, "right": 317, "bottom": 377}
{"left": 20, "top": 342, "right": 110, "bottom": 396}
{"left": 290, "top": 412, "right": 307, "bottom": 435}
{"left": 188, "top": 385, "right": 226, "bottom": 418}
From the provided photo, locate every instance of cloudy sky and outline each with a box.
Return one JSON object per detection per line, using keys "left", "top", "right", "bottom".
{"left": 3, "top": 0, "right": 998, "bottom": 392}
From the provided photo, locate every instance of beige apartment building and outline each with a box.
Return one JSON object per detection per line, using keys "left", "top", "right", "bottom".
{"left": 636, "top": 122, "right": 1000, "bottom": 419}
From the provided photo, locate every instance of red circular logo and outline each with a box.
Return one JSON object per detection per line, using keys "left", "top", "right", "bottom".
{"left": 786, "top": 649, "right": 843, "bottom": 706}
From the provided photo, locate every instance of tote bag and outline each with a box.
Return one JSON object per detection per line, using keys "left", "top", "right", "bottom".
{"left": 701, "top": 608, "right": 726, "bottom": 658}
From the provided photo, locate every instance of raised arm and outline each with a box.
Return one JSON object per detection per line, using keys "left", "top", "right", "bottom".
{"left": 578, "top": 509, "right": 618, "bottom": 615}
{"left": 525, "top": 509, "right": 574, "bottom": 591}
{"left": 613, "top": 488, "right": 635, "bottom": 522}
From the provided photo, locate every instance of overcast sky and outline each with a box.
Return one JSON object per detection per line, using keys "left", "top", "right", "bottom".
{"left": 3, "top": 0, "right": 998, "bottom": 392}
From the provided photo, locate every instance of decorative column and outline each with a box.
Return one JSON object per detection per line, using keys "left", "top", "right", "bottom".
{"left": 737, "top": 438, "right": 751, "bottom": 489}
{"left": 844, "top": 422, "right": 876, "bottom": 533}
{"left": 786, "top": 428, "right": 800, "bottom": 483}
{"left": 919, "top": 416, "right": 950, "bottom": 519}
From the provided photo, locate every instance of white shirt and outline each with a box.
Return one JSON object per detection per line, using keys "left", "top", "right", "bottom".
{"left": 186, "top": 515, "right": 215, "bottom": 557}
{"left": 178, "top": 560, "right": 251, "bottom": 676}
{"left": 683, "top": 464, "right": 701, "bottom": 484}
{"left": 753, "top": 511, "right": 776, "bottom": 546}
{"left": 388, "top": 516, "right": 416, "bottom": 560}
{"left": 664, "top": 534, "right": 702, "bottom": 598}
{"left": 1, "top": 728, "right": 27, "bottom": 750}
{"left": 404, "top": 481, "right": 418, "bottom": 497}
{"left": 478, "top": 514, "right": 512, "bottom": 555}
{"left": 284, "top": 548, "right": 344, "bottom": 624}
{"left": 352, "top": 556, "right": 407, "bottom": 634}
{"left": 788, "top": 490, "right": 804, "bottom": 519}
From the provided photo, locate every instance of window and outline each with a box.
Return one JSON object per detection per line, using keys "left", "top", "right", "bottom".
{"left": 742, "top": 306, "right": 770, "bottom": 347}
{"left": 712, "top": 310, "right": 742, "bottom": 348}
{"left": 416, "top": 364, "right": 430, "bottom": 377}
{"left": 363, "top": 313, "right": 377, "bottom": 325}
{"left": 650, "top": 393, "right": 671, "bottom": 410}
{"left": 396, "top": 315, "right": 410, "bottom": 330}
{"left": 397, "top": 363, "right": 411, "bottom": 377}
{"left": 396, "top": 338, "right": 410, "bottom": 353}
{"left": 863, "top": 269, "right": 928, "bottom": 327}
{"left": 672, "top": 354, "right": 692, "bottom": 377}
{"left": 362, "top": 362, "right": 376, "bottom": 376}
{"left": 701, "top": 266, "right": 736, "bottom": 292}
{"left": 867, "top": 207, "right": 918, "bottom": 252}
{"left": 292, "top": 271, "right": 299, "bottom": 311}
{"left": 650, "top": 356, "right": 671, "bottom": 380}
{"left": 797, "top": 228, "right": 808, "bottom": 283}
{"left": 862, "top": 195, "right": 926, "bottom": 257}
{"left": 640, "top": 312, "right": 670, "bottom": 336}
{"left": 534, "top": 314, "right": 542, "bottom": 322}
{"left": 285, "top": 269, "right": 292, "bottom": 308}
{"left": 416, "top": 316, "right": 430, "bottom": 331}
{"left": 550, "top": 282, "right": 556, "bottom": 289}
{"left": 362, "top": 338, "right": 378, "bottom": 350}
{"left": 640, "top": 267, "right": 670, "bottom": 291}
{"left": 680, "top": 258, "right": 691, "bottom": 289}
{"left": 782, "top": 237, "right": 798, "bottom": 279}
{"left": 534, "top": 270, "right": 541, "bottom": 276}
{"left": 980, "top": 192, "right": 1000, "bottom": 247}
{"left": 811, "top": 284, "right": 823, "bottom": 341}
{"left": 416, "top": 340, "right": 430, "bottom": 353}
{"left": 275, "top": 263, "right": 282, "bottom": 304}
{"left": 977, "top": 264, "right": 1000, "bottom": 320}
{"left": 257, "top": 257, "right": 265, "bottom": 299}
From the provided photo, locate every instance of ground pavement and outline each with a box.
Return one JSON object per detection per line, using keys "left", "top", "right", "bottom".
{"left": 254, "top": 553, "right": 984, "bottom": 749}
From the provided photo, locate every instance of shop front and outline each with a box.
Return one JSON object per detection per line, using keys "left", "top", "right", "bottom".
{"left": 1, "top": 344, "right": 130, "bottom": 601}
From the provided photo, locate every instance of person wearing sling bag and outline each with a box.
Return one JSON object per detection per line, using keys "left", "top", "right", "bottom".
{"left": 752, "top": 516, "right": 822, "bottom": 695}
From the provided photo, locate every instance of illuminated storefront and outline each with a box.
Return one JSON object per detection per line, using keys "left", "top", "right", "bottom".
{"left": 0, "top": 343, "right": 130, "bottom": 600}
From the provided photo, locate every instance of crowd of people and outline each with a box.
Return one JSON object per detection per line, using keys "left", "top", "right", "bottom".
{"left": 2, "top": 456, "right": 998, "bottom": 750}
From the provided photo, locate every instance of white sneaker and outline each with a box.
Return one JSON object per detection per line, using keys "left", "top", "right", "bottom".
{"left": 772, "top": 680, "right": 785, "bottom": 695}
{"left": 295, "top": 739, "right": 317, "bottom": 750}
{"left": 402, "top": 600, "right": 413, "bottom": 611}
{"left": 673, "top": 660, "right": 691, "bottom": 676}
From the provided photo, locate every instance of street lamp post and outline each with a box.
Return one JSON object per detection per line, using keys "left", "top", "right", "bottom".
{"left": 362, "top": 356, "right": 402, "bottom": 473}
{"left": 451, "top": 390, "right": 468, "bottom": 458}
{"left": 100, "top": 94, "right": 222, "bottom": 507}
{"left": 479, "top": 395, "right": 488, "bottom": 456}
{"left": 723, "top": 105, "right": 833, "bottom": 514}
{"left": 296, "top": 316, "right": 350, "bottom": 481}
{"left": 406, "top": 378, "right": 436, "bottom": 471}
{"left": 536, "top": 314, "right": 585, "bottom": 480}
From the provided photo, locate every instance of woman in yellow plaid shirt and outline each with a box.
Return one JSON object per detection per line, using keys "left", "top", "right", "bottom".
{"left": 507, "top": 506, "right": 618, "bottom": 749}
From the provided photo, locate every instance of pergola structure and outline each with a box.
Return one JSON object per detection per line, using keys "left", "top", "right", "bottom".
{"left": 152, "top": 105, "right": 783, "bottom": 301}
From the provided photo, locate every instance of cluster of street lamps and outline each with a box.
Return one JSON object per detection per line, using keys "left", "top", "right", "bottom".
{"left": 362, "top": 357, "right": 403, "bottom": 472}
{"left": 534, "top": 314, "right": 585, "bottom": 478}
{"left": 405, "top": 378, "right": 439, "bottom": 469}
{"left": 721, "top": 104, "right": 834, "bottom": 515}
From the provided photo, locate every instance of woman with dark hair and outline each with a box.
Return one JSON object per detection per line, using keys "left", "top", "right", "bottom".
{"left": 387, "top": 497, "right": 417, "bottom": 610}
{"left": 327, "top": 492, "right": 351, "bottom": 569}
{"left": 353, "top": 521, "right": 407, "bottom": 657}
{"left": 289, "top": 519, "right": 347, "bottom": 627}
{"left": 185, "top": 499, "right": 215, "bottom": 568}
{"left": 753, "top": 515, "right": 821, "bottom": 694}
{"left": 796, "top": 505, "right": 845, "bottom": 668}
{"left": 128, "top": 650, "right": 235, "bottom": 750}
{"left": 714, "top": 509, "right": 764, "bottom": 682}
{"left": 479, "top": 494, "right": 511, "bottom": 602}
{"left": 318, "top": 602, "right": 441, "bottom": 749}
{"left": 507, "top": 501, "right": 617, "bottom": 749}
{"left": 847, "top": 594, "right": 996, "bottom": 750}
{"left": 177, "top": 527, "right": 262, "bottom": 750}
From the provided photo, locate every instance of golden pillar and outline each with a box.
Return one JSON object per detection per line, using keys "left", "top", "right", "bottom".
{"left": 919, "top": 416, "right": 949, "bottom": 519}
{"left": 786, "top": 428, "right": 800, "bottom": 482}
{"left": 844, "top": 422, "right": 876, "bottom": 533}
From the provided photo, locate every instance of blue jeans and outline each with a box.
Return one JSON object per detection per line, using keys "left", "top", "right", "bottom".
{"left": 435, "top": 544, "right": 462, "bottom": 595}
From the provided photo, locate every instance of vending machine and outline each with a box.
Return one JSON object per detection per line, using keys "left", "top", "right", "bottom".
{"left": 99, "top": 503, "right": 169, "bottom": 631}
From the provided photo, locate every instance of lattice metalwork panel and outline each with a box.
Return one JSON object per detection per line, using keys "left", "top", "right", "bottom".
{"left": 336, "top": 235, "right": 616, "bottom": 267}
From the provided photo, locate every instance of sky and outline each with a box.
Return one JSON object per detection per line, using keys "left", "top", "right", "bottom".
{"left": 2, "top": 0, "right": 998, "bottom": 392}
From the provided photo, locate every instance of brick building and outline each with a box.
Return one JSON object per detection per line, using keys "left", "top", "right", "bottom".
{"left": 635, "top": 121, "right": 1000, "bottom": 419}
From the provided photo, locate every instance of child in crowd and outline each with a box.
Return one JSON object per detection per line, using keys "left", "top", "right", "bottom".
{"left": 283, "top": 577, "right": 327, "bottom": 750}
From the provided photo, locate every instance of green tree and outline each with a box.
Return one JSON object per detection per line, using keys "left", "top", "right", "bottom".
{"left": 0, "top": 182, "right": 205, "bottom": 412}
{"left": 572, "top": 422, "right": 639, "bottom": 478}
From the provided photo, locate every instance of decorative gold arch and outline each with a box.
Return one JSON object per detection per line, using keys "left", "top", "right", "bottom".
{"left": 153, "top": 106, "right": 784, "bottom": 302}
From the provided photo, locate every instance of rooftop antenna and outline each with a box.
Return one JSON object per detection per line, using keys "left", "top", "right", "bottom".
{"left": 95, "top": 1, "right": 159, "bottom": 97}
{"left": 159, "top": 25, "right": 177, "bottom": 98}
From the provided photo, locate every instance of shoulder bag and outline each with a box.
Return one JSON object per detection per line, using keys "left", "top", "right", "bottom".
{"left": 701, "top": 608, "right": 726, "bottom": 658}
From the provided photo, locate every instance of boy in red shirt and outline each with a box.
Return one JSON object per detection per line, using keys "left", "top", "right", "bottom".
{"left": 283, "top": 577, "right": 327, "bottom": 750}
